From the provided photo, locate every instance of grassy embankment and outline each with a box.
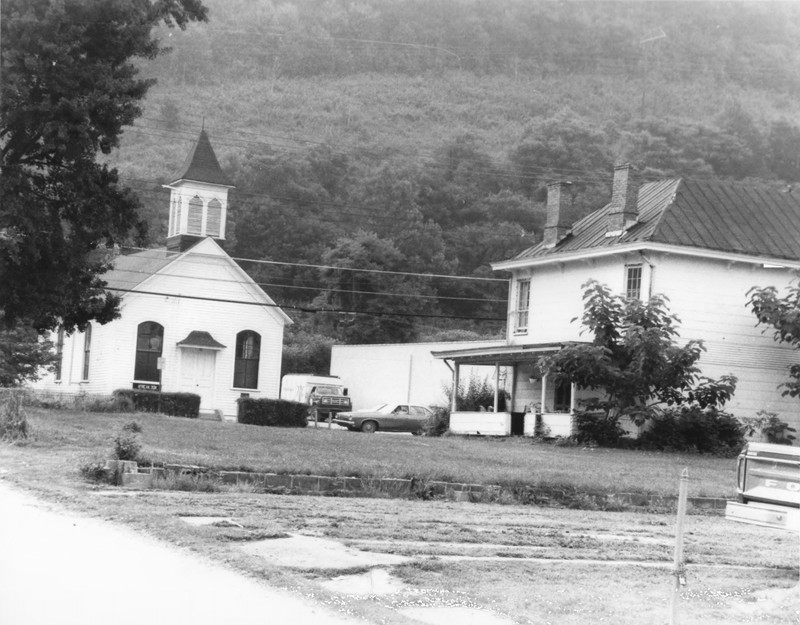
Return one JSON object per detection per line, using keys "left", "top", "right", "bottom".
{"left": 8, "top": 407, "right": 737, "bottom": 501}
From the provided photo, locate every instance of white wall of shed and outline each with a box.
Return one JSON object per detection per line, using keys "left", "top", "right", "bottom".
{"left": 330, "top": 340, "right": 504, "bottom": 410}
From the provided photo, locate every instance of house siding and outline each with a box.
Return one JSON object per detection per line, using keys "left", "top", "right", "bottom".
{"left": 507, "top": 251, "right": 798, "bottom": 432}
{"left": 649, "top": 253, "right": 797, "bottom": 422}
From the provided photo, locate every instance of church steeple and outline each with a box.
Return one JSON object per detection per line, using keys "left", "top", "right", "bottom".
{"left": 165, "top": 130, "right": 234, "bottom": 253}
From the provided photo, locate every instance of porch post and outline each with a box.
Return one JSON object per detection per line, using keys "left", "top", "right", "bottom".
{"left": 541, "top": 373, "right": 547, "bottom": 413}
{"left": 570, "top": 382, "right": 577, "bottom": 414}
{"left": 510, "top": 364, "right": 517, "bottom": 413}
{"left": 451, "top": 361, "right": 460, "bottom": 412}
{"left": 493, "top": 363, "right": 500, "bottom": 412}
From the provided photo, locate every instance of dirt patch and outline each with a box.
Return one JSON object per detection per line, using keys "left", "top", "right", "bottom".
{"left": 241, "top": 533, "right": 411, "bottom": 570}
{"left": 398, "top": 606, "right": 516, "bottom": 625}
{"left": 179, "top": 516, "right": 235, "bottom": 526}
{"left": 320, "top": 568, "right": 408, "bottom": 596}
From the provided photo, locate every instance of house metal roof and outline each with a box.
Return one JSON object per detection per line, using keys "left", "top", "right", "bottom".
{"left": 514, "top": 179, "right": 800, "bottom": 263}
{"left": 170, "top": 130, "right": 234, "bottom": 187}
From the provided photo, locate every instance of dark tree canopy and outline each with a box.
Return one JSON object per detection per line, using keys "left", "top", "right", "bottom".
{"left": 0, "top": 0, "right": 207, "bottom": 333}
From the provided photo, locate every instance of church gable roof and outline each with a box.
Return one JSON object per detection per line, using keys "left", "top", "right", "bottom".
{"left": 102, "top": 249, "right": 177, "bottom": 292}
{"left": 514, "top": 178, "right": 800, "bottom": 263}
{"left": 170, "top": 130, "right": 233, "bottom": 187}
{"left": 102, "top": 240, "right": 292, "bottom": 326}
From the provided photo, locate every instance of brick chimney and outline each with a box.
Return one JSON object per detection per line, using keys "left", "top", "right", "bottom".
{"left": 543, "top": 181, "right": 572, "bottom": 248}
{"left": 607, "top": 163, "right": 639, "bottom": 234}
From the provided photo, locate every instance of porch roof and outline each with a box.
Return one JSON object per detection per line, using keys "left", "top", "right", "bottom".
{"left": 431, "top": 341, "right": 589, "bottom": 366}
{"left": 176, "top": 331, "right": 227, "bottom": 350}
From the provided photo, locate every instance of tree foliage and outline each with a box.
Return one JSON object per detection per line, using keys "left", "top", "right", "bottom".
{"left": 0, "top": 316, "right": 56, "bottom": 387}
{"left": 748, "top": 275, "right": 800, "bottom": 399}
{"left": 541, "top": 280, "right": 737, "bottom": 425}
{"left": 0, "top": 0, "right": 207, "bottom": 332}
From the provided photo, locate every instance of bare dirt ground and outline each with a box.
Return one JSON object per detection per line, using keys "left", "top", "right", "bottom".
{"left": 2, "top": 471, "right": 795, "bottom": 625}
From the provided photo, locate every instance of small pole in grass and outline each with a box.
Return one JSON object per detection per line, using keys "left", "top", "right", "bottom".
{"left": 670, "top": 467, "right": 689, "bottom": 625}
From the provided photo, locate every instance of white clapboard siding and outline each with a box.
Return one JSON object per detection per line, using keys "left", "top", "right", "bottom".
{"left": 33, "top": 238, "right": 287, "bottom": 419}
{"left": 449, "top": 412, "right": 511, "bottom": 436}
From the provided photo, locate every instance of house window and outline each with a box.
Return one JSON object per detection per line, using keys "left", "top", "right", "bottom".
{"left": 625, "top": 264, "right": 643, "bottom": 300}
{"left": 82, "top": 324, "right": 92, "bottom": 381}
{"left": 187, "top": 195, "right": 203, "bottom": 235}
{"left": 54, "top": 327, "right": 64, "bottom": 382}
{"left": 233, "top": 331, "right": 260, "bottom": 389}
{"left": 514, "top": 279, "right": 531, "bottom": 333}
{"left": 206, "top": 198, "right": 222, "bottom": 237}
{"left": 135, "top": 322, "right": 164, "bottom": 382}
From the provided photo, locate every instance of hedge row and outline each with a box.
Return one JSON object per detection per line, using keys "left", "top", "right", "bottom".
{"left": 112, "top": 389, "right": 201, "bottom": 418}
{"left": 238, "top": 397, "right": 308, "bottom": 427}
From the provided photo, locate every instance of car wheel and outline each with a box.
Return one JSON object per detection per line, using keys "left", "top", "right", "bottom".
{"left": 361, "top": 420, "right": 378, "bottom": 434}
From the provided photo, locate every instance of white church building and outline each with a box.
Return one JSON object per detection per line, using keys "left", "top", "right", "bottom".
{"left": 35, "top": 131, "right": 291, "bottom": 419}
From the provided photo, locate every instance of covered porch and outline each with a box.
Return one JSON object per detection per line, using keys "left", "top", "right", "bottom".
{"left": 431, "top": 342, "right": 587, "bottom": 437}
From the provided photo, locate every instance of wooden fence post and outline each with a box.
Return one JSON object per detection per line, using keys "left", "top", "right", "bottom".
{"left": 670, "top": 467, "right": 689, "bottom": 625}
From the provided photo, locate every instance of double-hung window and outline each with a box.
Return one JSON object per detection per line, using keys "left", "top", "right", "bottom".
{"left": 54, "top": 327, "right": 65, "bottom": 382}
{"left": 625, "top": 264, "right": 643, "bottom": 300}
{"left": 82, "top": 324, "right": 92, "bottom": 381}
{"left": 514, "top": 279, "right": 531, "bottom": 334}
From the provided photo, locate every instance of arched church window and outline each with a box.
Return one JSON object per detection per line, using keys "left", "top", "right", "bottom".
{"left": 206, "top": 198, "right": 222, "bottom": 237}
{"left": 187, "top": 195, "right": 203, "bottom": 235}
{"left": 135, "top": 322, "right": 164, "bottom": 383}
{"left": 233, "top": 331, "right": 260, "bottom": 389}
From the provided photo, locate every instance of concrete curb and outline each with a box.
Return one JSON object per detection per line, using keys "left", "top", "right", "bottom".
{"left": 115, "top": 462, "right": 730, "bottom": 512}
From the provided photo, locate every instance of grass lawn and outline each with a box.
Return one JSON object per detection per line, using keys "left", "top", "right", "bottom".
{"left": 18, "top": 407, "right": 737, "bottom": 499}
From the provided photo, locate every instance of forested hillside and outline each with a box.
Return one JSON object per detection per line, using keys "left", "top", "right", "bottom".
{"left": 111, "top": 0, "right": 800, "bottom": 355}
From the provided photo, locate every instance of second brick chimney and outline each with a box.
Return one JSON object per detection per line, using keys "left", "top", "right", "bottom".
{"left": 607, "top": 163, "right": 639, "bottom": 234}
{"left": 543, "top": 181, "right": 572, "bottom": 248}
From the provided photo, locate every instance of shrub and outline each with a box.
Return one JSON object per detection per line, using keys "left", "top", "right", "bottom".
{"left": 575, "top": 411, "right": 625, "bottom": 446}
{"left": 424, "top": 406, "right": 450, "bottom": 437}
{"left": 637, "top": 406, "right": 745, "bottom": 456}
{"left": 740, "top": 410, "right": 797, "bottom": 445}
{"left": 114, "top": 422, "right": 142, "bottom": 461}
{"left": 112, "top": 389, "right": 200, "bottom": 418}
{"left": 80, "top": 457, "right": 112, "bottom": 483}
{"left": 446, "top": 374, "right": 509, "bottom": 412}
{"left": 237, "top": 397, "right": 308, "bottom": 427}
{"left": 0, "top": 390, "right": 30, "bottom": 442}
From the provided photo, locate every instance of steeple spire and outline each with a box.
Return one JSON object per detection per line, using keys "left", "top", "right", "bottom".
{"left": 165, "top": 130, "right": 235, "bottom": 252}
{"left": 170, "top": 129, "right": 233, "bottom": 187}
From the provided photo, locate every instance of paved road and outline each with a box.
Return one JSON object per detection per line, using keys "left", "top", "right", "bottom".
{"left": 0, "top": 482, "right": 360, "bottom": 625}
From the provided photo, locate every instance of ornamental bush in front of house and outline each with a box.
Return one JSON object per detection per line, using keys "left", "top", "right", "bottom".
{"left": 112, "top": 389, "right": 201, "bottom": 418}
{"left": 237, "top": 397, "right": 309, "bottom": 427}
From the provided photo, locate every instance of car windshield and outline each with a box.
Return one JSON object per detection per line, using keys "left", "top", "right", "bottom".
{"left": 313, "top": 385, "right": 342, "bottom": 395}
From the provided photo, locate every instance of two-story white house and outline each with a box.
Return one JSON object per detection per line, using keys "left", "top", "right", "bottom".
{"left": 35, "top": 130, "right": 292, "bottom": 419}
{"left": 434, "top": 164, "right": 800, "bottom": 439}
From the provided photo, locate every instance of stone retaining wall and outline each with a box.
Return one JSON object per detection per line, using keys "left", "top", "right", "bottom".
{"left": 109, "top": 461, "right": 728, "bottom": 512}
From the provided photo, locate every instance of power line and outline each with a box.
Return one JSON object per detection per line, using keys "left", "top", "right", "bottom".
{"left": 104, "top": 286, "right": 506, "bottom": 322}
{"left": 122, "top": 246, "right": 509, "bottom": 283}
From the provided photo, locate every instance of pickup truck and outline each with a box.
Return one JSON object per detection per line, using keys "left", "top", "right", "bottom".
{"left": 725, "top": 442, "right": 800, "bottom": 531}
